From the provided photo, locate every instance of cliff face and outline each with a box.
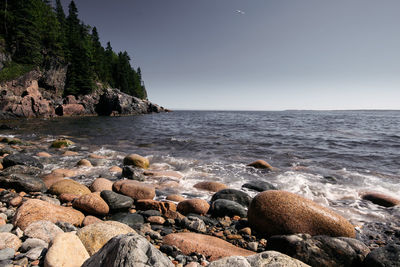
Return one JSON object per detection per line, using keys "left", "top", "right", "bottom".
{"left": 0, "top": 69, "right": 167, "bottom": 120}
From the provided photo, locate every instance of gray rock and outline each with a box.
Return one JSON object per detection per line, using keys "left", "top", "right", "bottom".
{"left": 268, "top": 234, "right": 370, "bottom": 267}
{"left": 211, "top": 189, "right": 252, "bottom": 207}
{"left": 0, "top": 248, "right": 15, "bottom": 261}
{"left": 2, "top": 154, "right": 44, "bottom": 169}
{"left": 25, "top": 247, "right": 46, "bottom": 261}
{"left": 110, "top": 213, "right": 145, "bottom": 230}
{"left": 21, "top": 238, "right": 48, "bottom": 252}
{"left": 208, "top": 251, "right": 309, "bottom": 267}
{"left": 0, "top": 224, "right": 13, "bottom": 233}
{"left": 55, "top": 221, "right": 78, "bottom": 232}
{"left": 40, "top": 196, "right": 61, "bottom": 206}
{"left": 182, "top": 216, "right": 207, "bottom": 233}
{"left": 0, "top": 173, "right": 47, "bottom": 193}
{"left": 242, "top": 181, "right": 277, "bottom": 192}
{"left": 82, "top": 233, "right": 174, "bottom": 267}
{"left": 248, "top": 242, "right": 258, "bottom": 252}
{"left": 363, "top": 244, "right": 400, "bottom": 267}
{"left": 210, "top": 199, "right": 247, "bottom": 218}
{"left": 100, "top": 190, "right": 134, "bottom": 211}
{"left": 24, "top": 220, "right": 64, "bottom": 243}
{"left": 122, "top": 166, "right": 145, "bottom": 181}
{"left": 0, "top": 165, "right": 43, "bottom": 177}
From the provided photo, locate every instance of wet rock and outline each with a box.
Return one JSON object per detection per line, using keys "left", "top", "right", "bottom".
{"left": 13, "top": 199, "right": 84, "bottom": 230}
{"left": 177, "top": 199, "right": 210, "bottom": 215}
{"left": 166, "top": 194, "right": 186, "bottom": 202}
{"left": 211, "top": 189, "right": 252, "bottom": 207}
{"left": 42, "top": 174, "right": 65, "bottom": 189}
{"left": 247, "top": 160, "right": 274, "bottom": 170}
{"left": 77, "top": 221, "right": 135, "bottom": 255}
{"left": 248, "top": 190, "right": 355, "bottom": 237}
{"left": 82, "top": 232, "right": 174, "bottom": 267}
{"left": 24, "top": 220, "right": 64, "bottom": 243}
{"left": 357, "top": 221, "right": 400, "bottom": 250}
{"left": 110, "top": 213, "right": 145, "bottom": 229}
{"left": 268, "top": 234, "right": 369, "bottom": 267}
{"left": 77, "top": 159, "right": 92, "bottom": 167}
{"left": 210, "top": 199, "right": 247, "bottom": 218}
{"left": 182, "top": 216, "right": 206, "bottom": 233}
{"left": 208, "top": 251, "right": 310, "bottom": 267}
{"left": 0, "top": 233, "right": 21, "bottom": 250}
{"left": 62, "top": 151, "right": 79, "bottom": 156}
{"left": 56, "top": 221, "right": 78, "bottom": 232}
{"left": 122, "top": 166, "right": 145, "bottom": 181}
{"left": 36, "top": 152, "right": 51, "bottom": 158}
{"left": 136, "top": 199, "right": 176, "bottom": 214}
{"left": 139, "top": 210, "right": 161, "bottom": 217}
{"left": 194, "top": 181, "right": 228, "bottom": 192}
{"left": 51, "top": 139, "right": 74, "bottom": 148}
{"left": 100, "top": 190, "right": 133, "bottom": 211}
{"left": 44, "top": 232, "right": 89, "bottom": 267}
{"left": 147, "top": 216, "right": 165, "bottom": 225}
{"left": 113, "top": 180, "right": 155, "bottom": 200}
{"left": 49, "top": 179, "right": 91, "bottom": 196}
{"left": 90, "top": 178, "right": 113, "bottom": 192}
{"left": 73, "top": 193, "right": 110, "bottom": 216}
{"left": 362, "top": 192, "right": 400, "bottom": 207}
{"left": 242, "top": 181, "right": 277, "bottom": 192}
{"left": 2, "top": 153, "right": 44, "bottom": 169}
{"left": 0, "top": 173, "right": 47, "bottom": 193}
{"left": 21, "top": 238, "right": 48, "bottom": 252}
{"left": 144, "top": 170, "right": 184, "bottom": 179}
{"left": 0, "top": 248, "right": 14, "bottom": 261}
{"left": 123, "top": 154, "right": 150, "bottom": 169}
{"left": 163, "top": 232, "right": 255, "bottom": 261}
{"left": 0, "top": 165, "right": 43, "bottom": 177}
{"left": 363, "top": 244, "right": 400, "bottom": 267}
{"left": 109, "top": 166, "right": 122, "bottom": 173}
{"left": 51, "top": 168, "right": 77, "bottom": 177}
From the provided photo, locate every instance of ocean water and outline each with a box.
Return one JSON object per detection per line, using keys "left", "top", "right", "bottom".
{"left": 4, "top": 110, "right": 400, "bottom": 225}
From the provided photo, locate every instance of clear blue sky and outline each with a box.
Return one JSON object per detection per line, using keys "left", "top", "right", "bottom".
{"left": 62, "top": 0, "right": 400, "bottom": 110}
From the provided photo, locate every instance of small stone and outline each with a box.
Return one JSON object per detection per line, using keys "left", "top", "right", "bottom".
{"left": 9, "top": 196, "right": 22, "bottom": 207}
{"left": 100, "top": 190, "right": 133, "bottom": 211}
{"left": 55, "top": 221, "right": 78, "bottom": 232}
{"left": 136, "top": 199, "right": 176, "bottom": 214}
{"left": 0, "top": 233, "right": 21, "bottom": 250}
{"left": 194, "top": 181, "right": 228, "bottom": 192}
{"left": 247, "top": 160, "right": 274, "bottom": 170}
{"left": 122, "top": 166, "right": 145, "bottom": 181}
{"left": 73, "top": 193, "right": 110, "bottom": 216}
{"left": 49, "top": 179, "right": 91, "bottom": 196}
{"left": 112, "top": 180, "right": 155, "bottom": 200}
{"left": 362, "top": 192, "right": 400, "bottom": 207}
{"left": 24, "top": 220, "right": 64, "bottom": 243}
{"left": 77, "top": 159, "right": 92, "bottom": 167}
{"left": 51, "top": 139, "right": 74, "bottom": 148}
{"left": 25, "top": 246, "right": 45, "bottom": 261}
{"left": 210, "top": 199, "right": 247, "bottom": 218}
{"left": 182, "top": 216, "right": 207, "bottom": 233}
{"left": 123, "top": 154, "right": 150, "bottom": 169}
{"left": 239, "top": 227, "right": 251, "bottom": 236}
{"left": 109, "top": 166, "right": 122, "bottom": 173}
{"left": 177, "top": 199, "right": 210, "bottom": 215}
{"left": 62, "top": 151, "right": 79, "bottom": 156}
{"left": 36, "top": 152, "right": 51, "bottom": 158}
{"left": 247, "top": 242, "right": 258, "bottom": 251}
{"left": 147, "top": 216, "right": 165, "bottom": 225}
{"left": 166, "top": 194, "right": 186, "bottom": 202}
{"left": 89, "top": 178, "right": 113, "bottom": 193}
{"left": 51, "top": 168, "right": 77, "bottom": 177}
{"left": 20, "top": 238, "right": 48, "bottom": 252}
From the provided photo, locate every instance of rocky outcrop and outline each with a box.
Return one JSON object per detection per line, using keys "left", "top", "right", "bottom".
{"left": 0, "top": 70, "right": 168, "bottom": 119}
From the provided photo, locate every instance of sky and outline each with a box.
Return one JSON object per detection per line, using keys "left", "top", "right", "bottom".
{"left": 61, "top": 0, "right": 400, "bottom": 110}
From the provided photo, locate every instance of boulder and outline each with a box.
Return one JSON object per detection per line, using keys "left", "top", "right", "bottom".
{"left": 77, "top": 221, "right": 135, "bottom": 255}
{"left": 51, "top": 139, "right": 74, "bottom": 148}
{"left": 248, "top": 190, "right": 355, "bottom": 237}
{"left": 123, "top": 154, "right": 149, "bottom": 169}
{"left": 361, "top": 192, "right": 400, "bottom": 207}
{"left": 113, "top": 180, "right": 155, "bottom": 200}
{"left": 13, "top": 199, "right": 84, "bottom": 230}
{"left": 100, "top": 190, "right": 133, "bottom": 211}
{"left": 135, "top": 199, "right": 176, "bottom": 214}
{"left": 247, "top": 160, "right": 274, "bottom": 170}
{"left": 163, "top": 232, "right": 255, "bottom": 261}
{"left": 177, "top": 199, "right": 210, "bottom": 215}
{"left": 81, "top": 233, "right": 174, "bottom": 267}
{"left": 2, "top": 153, "right": 44, "bottom": 169}
{"left": 194, "top": 181, "right": 228, "bottom": 192}
{"left": 90, "top": 178, "right": 113, "bottom": 192}
{"left": 44, "top": 232, "right": 90, "bottom": 267}
{"left": 110, "top": 213, "right": 145, "bottom": 229}
{"left": 49, "top": 179, "right": 91, "bottom": 196}
{"left": 73, "top": 193, "right": 110, "bottom": 216}
{"left": 0, "top": 173, "right": 47, "bottom": 192}
{"left": 24, "top": 220, "right": 64, "bottom": 243}
{"left": 268, "top": 234, "right": 370, "bottom": 267}
{"left": 363, "top": 244, "right": 400, "bottom": 267}
{"left": 0, "top": 232, "right": 21, "bottom": 250}
{"left": 210, "top": 199, "right": 247, "bottom": 218}
{"left": 211, "top": 189, "right": 252, "bottom": 207}
{"left": 242, "top": 181, "right": 277, "bottom": 192}
{"left": 208, "top": 251, "right": 310, "bottom": 267}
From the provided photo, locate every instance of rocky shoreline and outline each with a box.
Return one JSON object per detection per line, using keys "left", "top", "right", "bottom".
{"left": 0, "top": 69, "right": 168, "bottom": 120}
{"left": 0, "top": 135, "right": 399, "bottom": 267}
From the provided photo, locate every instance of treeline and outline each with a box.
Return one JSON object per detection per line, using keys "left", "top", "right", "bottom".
{"left": 0, "top": 0, "right": 147, "bottom": 99}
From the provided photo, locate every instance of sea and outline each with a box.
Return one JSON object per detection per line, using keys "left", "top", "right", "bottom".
{"left": 3, "top": 110, "right": 400, "bottom": 226}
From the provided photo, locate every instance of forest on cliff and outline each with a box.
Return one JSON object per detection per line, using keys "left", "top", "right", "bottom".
{"left": 0, "top": 0, "right": 147, "bottom": 99}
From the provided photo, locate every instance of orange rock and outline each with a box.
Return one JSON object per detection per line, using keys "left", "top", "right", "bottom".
{"left": 0, "top": 163, "right": 3, "bottom": 170}
{"left": 166, "top": 194, "right": 186, "bottom": 202}
{"left": 136, "top": 199, "right": 176, "bottom": 214}
{"left": 194, "top": 181, "right": 228, "bottom": 192}
{"left": 89, "top": 178, "right": 113, "bottom": 192}
{"left": 109, "top": 166, "right": 122, "bottom": 173}
{"left": 59, "top": 193, "right": 80, "bottom": 203}
{"left": 63, "top": 151, "right": 79, "bottom": 156}
{"left": 83, "top": 215, "right": 103, "bottom": 226}
{"left": 42, "top": 174, "right": 65, "bottom": 189}
{"left": 164, "top": 210, "right": 185, "bottom": 220}
{"left": 147, "top": 216, "right": 166, "bottom": 225}
{"left": 77, "top": 159, "right": 92, "bottom": 167}
{"left": 9, "top": 196, "right": 23, "bottom": 207}
{"left": 248, "top": 190, "right": 355, "bottom": 237}
{"left": 177, "top": 199, "right": 210, "bottom": 215}
{"left": 113, "top": 180, "right": 155, "bottom": 200}
{"left": 13, "top": 199, "right": 84, "bottom": 230}
{"left": 247, "top": 160, "right": 274, "bottom": 170}
{"left": 49, "top": 179, "right": 91, "bottom": 196}
{"left": 36, "top": 152, "right": 51, "bottom": 158}
{"left": 0, "top": 218, "right": 6, "bottom": 225}
{"left": 163, "top": 233, "right": 255, "bottom": 261}
{"left": 73, "top": 193, "right": 109, "bottom": 216}
{"left": 51, "top": 168, "right": 77, "bottom": 177}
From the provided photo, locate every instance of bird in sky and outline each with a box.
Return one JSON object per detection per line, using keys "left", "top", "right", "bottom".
{"left": 236, "top": 9, "right": 245, "bottom": 15}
